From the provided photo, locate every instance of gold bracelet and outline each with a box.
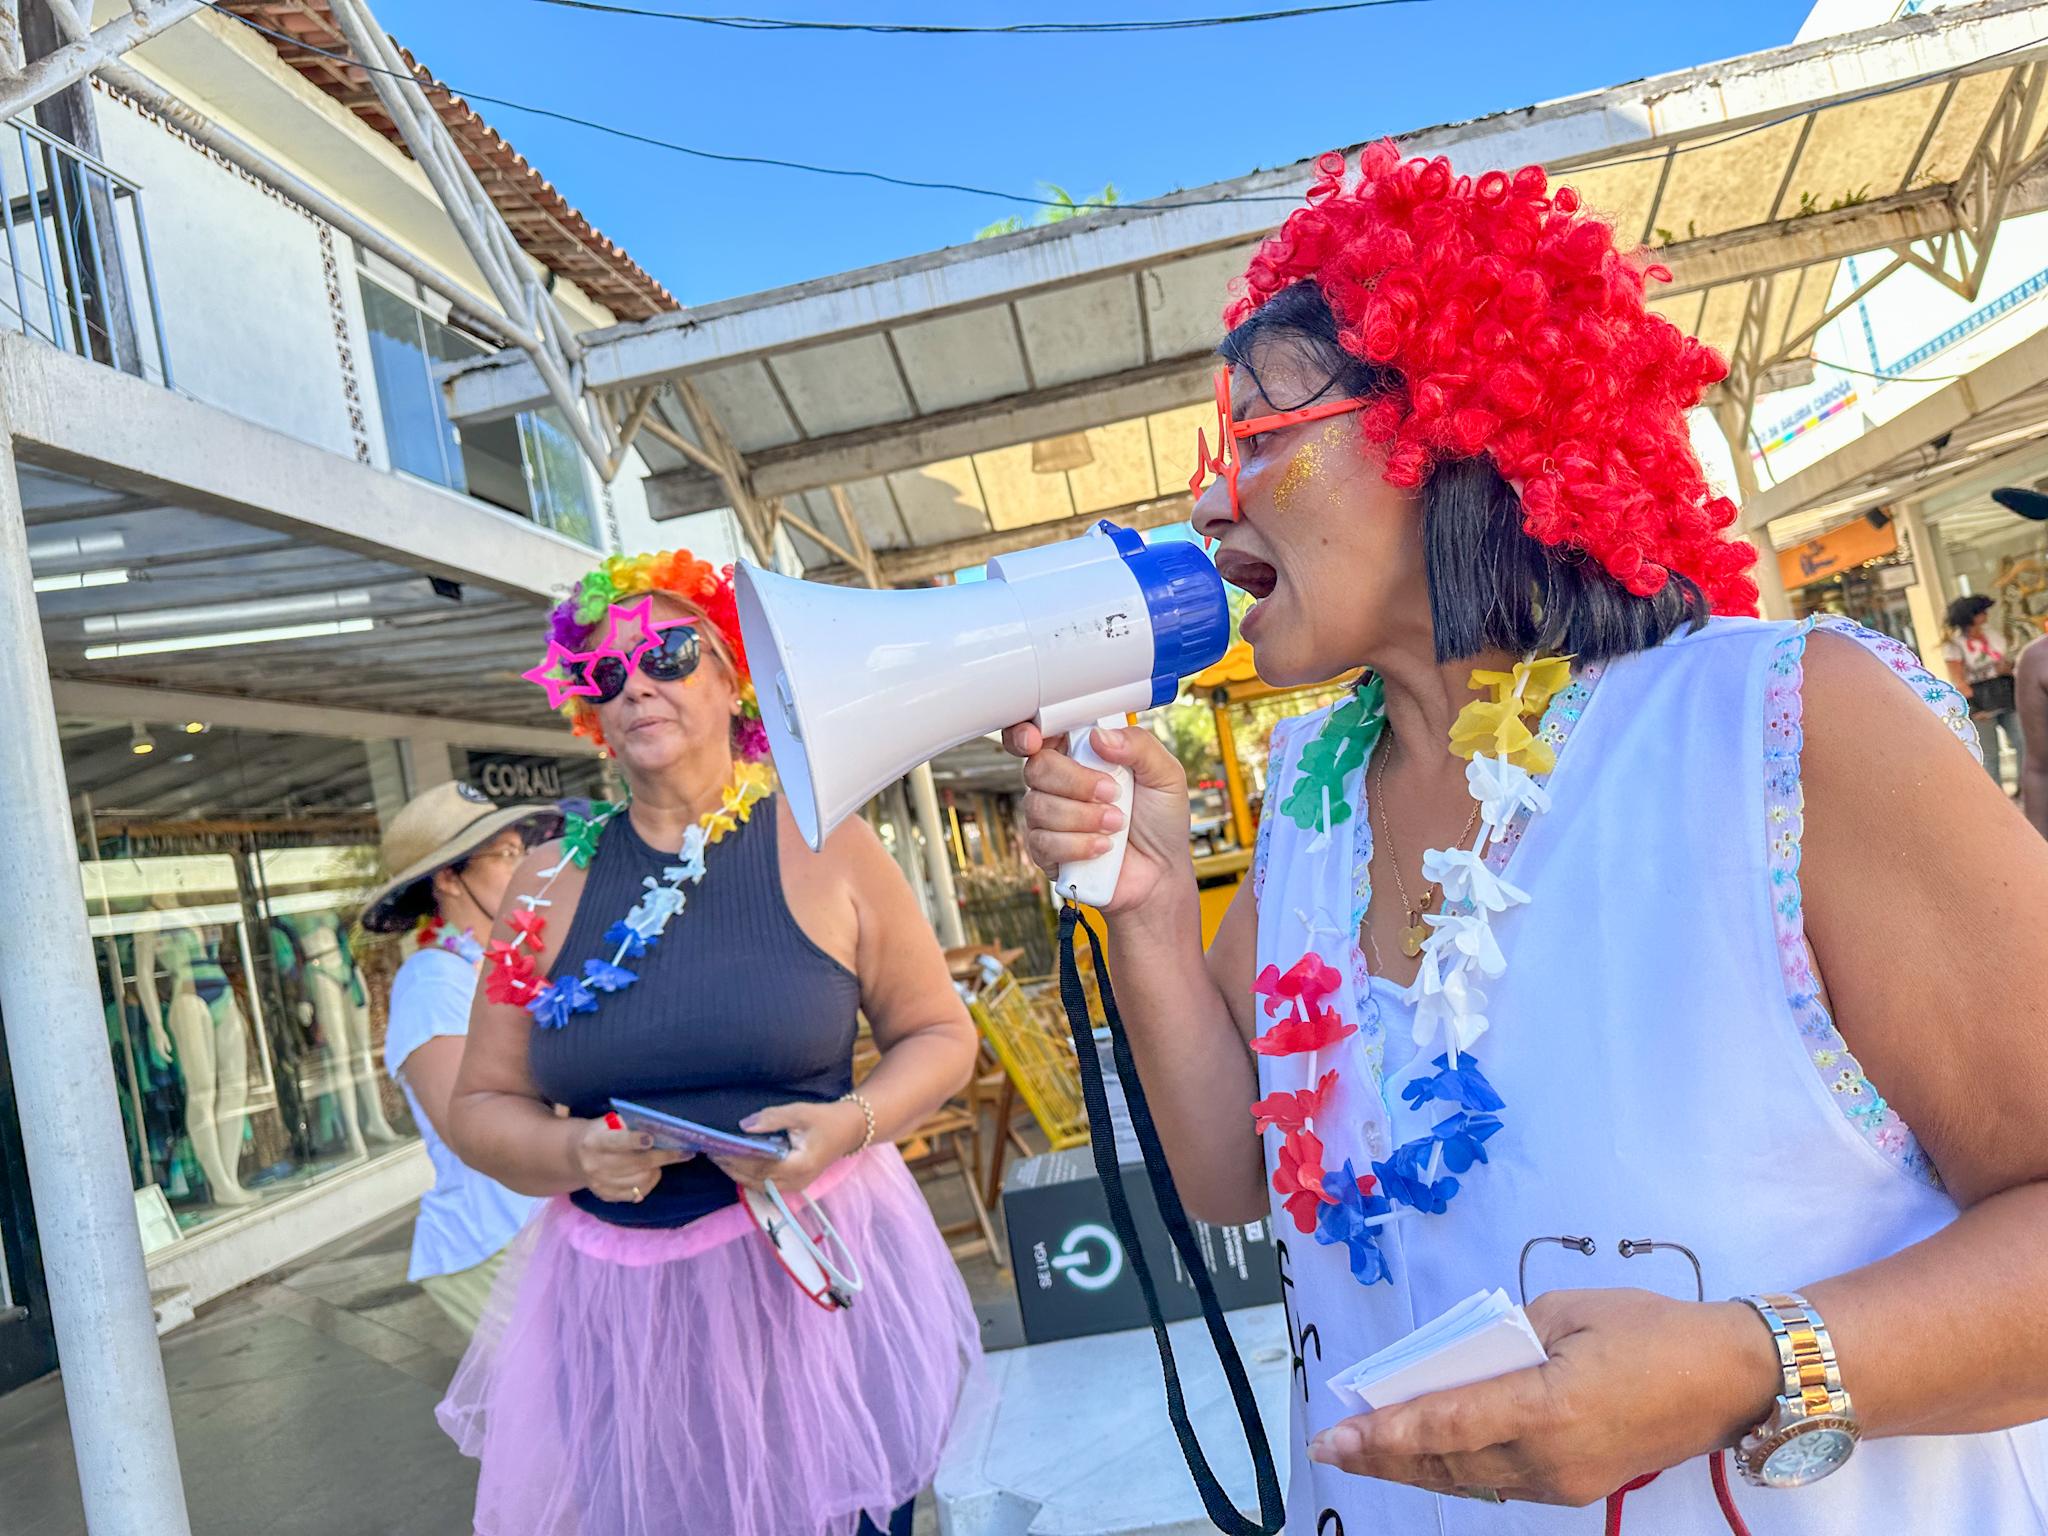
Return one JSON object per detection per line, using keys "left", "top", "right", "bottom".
{"left": 839, "top": 1090, "right": 876, "bottom": 1151}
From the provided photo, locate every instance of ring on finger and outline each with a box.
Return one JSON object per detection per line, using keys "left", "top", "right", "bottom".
{"left": 629, "top": 1184, "right": 643, "bottom": 1203}
{"left": 1451, "top": 1487, "right": 1505, "bottom": 1504}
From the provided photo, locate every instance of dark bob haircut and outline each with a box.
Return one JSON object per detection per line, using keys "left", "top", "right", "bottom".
{"left": 1946, "top": 593, "right": 1994, "bottom": 634}
{"left": 1218, "top": 282, "right": 1709, "bottom": 665}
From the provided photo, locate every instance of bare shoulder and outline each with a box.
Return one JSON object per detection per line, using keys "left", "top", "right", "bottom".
{"left": 2019, "top": 634, "right": 2048, "bottom": 684}
{"left": 1799, "top": 628, "right": 1982, "bottom": 810}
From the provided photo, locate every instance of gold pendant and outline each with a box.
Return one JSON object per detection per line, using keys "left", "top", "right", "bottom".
{"left": 1400, "top": 923, "right": 1428, "bottom": 958}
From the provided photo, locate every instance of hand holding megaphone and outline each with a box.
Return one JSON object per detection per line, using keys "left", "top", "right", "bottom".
{"left": 1005, "top": 720, "right": 1194, "bottom": 915}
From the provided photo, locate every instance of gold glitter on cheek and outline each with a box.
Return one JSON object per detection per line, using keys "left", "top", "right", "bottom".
{"left": 1274, "top": 440, "right": 1323, "bottom": 509}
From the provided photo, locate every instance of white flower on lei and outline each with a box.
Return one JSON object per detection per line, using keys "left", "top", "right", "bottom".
{"left": 624, "top": 877, "right": 687, "bottom": 940}
{"left": 1408, "top": 960, "right": 1490, "bottom": 1053}
{"left": 673, "top": 824, "right": 709, "bottom": 884}
{"left": 1419, "top": 847, "right": 1529, "bottom": 916}
{"left": 1422, "top": 909, "right": 1508, "bottom": 977}
{"left": 1465, "top": 753, "right": 1550, "bottom": 830}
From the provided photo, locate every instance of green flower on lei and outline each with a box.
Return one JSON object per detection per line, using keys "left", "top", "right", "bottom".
{"left": 1280, "top": 675, "right": 1385, "bottom": 834}
{"left": 560, "top": 802, "right": 618, "bottom": 869}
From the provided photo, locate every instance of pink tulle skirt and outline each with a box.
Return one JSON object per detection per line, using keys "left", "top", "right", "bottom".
{"left": 438, "top": 1146, "right": 982, "bottom": 1536}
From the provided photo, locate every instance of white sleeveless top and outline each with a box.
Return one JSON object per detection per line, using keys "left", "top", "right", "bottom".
{"left": 1252, "top": 616, "right": 2048, "bottom": 1535}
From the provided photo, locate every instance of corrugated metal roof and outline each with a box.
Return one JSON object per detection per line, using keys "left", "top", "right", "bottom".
{"left": 445, "top": 0, "right": 2048, "bottom": 578}
{"left": 217, "top": 0, "right": 676, "bottom": 321}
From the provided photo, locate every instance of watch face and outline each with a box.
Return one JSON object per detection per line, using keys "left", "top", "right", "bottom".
{"left": 1762, "top": 1424, "right": 1856, "bottom": 1487}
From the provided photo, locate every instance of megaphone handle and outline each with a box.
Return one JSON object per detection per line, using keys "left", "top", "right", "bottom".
{"left": 1057, "top": 720, "right": 1134, "bottom": 909}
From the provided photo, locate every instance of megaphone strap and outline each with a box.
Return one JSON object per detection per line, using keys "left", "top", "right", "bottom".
{"left": 1057, "top": 905, "right": 1286, "bottom": 1536}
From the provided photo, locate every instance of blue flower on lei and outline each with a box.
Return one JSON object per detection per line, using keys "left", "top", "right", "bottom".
{"left": 1313, "top": 1160, "right": 1394, "bottom": 1286}
{"left": 528, "top": 975, "right": 599, "bottom": 1031}
{"left": 581, "top": 958, "right": 638, "bottom": 993}
{"left": 602, "top": 920, "right": 650, "bottom": 960}
{"left": 1399, "top": 1052, "right": 1505, "bottom": 1114}
{"left": 1373, "top": 1140, "right": 1461, "bottom": 1215}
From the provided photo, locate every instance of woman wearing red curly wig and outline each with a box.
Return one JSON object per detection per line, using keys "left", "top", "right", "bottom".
{"left": 438, "top": 549, "right": 982, "bottom": 1536}
{"left": 1011, "top": 145, "right": 2048, "bottom": 1532}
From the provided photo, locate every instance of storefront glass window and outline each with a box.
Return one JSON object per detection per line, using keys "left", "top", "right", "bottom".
{"left": 67, "top": 723, "right": 416, "bottom": 1249}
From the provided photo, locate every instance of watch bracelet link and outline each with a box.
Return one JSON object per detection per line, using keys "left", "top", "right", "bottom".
{"left": 1736, "top": 1291, "right": 1849, "bottom": 1417}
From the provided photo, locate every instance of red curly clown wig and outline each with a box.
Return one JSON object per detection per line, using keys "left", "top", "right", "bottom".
{"left": 543, "top": 549, "right": 768, "bottom": 760}
{"left": 1228, "top": 142, "right": 1759, "bottom": 615}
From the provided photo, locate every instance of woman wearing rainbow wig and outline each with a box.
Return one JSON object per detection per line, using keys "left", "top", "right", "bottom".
{"left": 1013, "top": 145, "right": 2048, "bottom": 1532}
{"left": 438, "top": 548, "right": 982, "bottom": 1536}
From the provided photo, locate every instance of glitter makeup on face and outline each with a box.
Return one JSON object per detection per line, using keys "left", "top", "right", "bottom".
{"left": 1274, "top": 420, "right": 1356, "bottom": 510}
{"left": 1275, "top": 440, "right": 1323, "bottom": 508}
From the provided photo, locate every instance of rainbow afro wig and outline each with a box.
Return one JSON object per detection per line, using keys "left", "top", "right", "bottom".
{"left": 539, "top": 548, "right": 769, "bottom": 761}
{"left": 1229, "top": 142, "right": 1759, "bottom": 614}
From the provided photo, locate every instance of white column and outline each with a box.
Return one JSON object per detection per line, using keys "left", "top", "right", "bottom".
{"left": 0, "top": 435, "right": 193, "bottom": 1533}
{"left": 908, "top": 762, "right": 965, "bottom": 948}
{"left": 1750, "top": 526, "right": 1794, "bottom": 622}
{"left": 1892, "top": 499, "right": 1952, "bottom": 671}
{"left": 403, "top": 734, "right": 457, "bottom": 794}
{"left": 881, "top": 780, "right": 933, "bottom": 925}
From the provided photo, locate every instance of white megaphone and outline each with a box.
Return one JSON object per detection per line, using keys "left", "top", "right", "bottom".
{"left": 735, "top": 520, "right": 1230, "bottom": 908}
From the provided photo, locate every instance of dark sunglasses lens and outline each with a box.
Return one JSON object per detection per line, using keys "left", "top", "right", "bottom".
{"left": 589, "top": 656, "right": 627, "bottom": 701}
{"left": 642, "top": 627, "right": 700, "bottom": 682}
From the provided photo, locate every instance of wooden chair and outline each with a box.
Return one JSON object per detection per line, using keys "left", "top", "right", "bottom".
{"left": 968, "top": 968, "right": 1092, "bottom": 1207}
{"left": 853, "top": 1029, "right": 1004, "bottom": 1266}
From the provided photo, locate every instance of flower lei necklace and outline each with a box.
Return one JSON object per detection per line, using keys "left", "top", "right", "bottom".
{"left": 413, "top": 914, "right": 482, "bottom": 963}
{"left": 1251, "top": 656, "right": 1573, "bottom": 1288}
{"left": 482, "top": 761, "right": 772, "bottom": 1030}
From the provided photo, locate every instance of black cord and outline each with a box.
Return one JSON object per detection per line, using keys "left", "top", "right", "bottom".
{"left": 522, "top": 0, "right": 1428, "bottom": 32}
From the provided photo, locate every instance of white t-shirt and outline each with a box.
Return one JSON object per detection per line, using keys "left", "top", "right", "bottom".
{"left": 383, "top": 942, "right": 542, "bottom": 1280}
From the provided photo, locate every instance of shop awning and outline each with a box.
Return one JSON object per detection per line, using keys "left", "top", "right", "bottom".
{"left": 445, "top": 1, "right": 2048, "bottom": 584}
{"left": 1739, "top": 323, "right": 2048, "bottom": 539}
{"left": 14, "top": 334, "right": 593, "bottom": 747}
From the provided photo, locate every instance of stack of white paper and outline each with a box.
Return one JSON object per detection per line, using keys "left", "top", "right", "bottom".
{"left": 1327, "top": 1288, "right": 1548, "bottom": 1411}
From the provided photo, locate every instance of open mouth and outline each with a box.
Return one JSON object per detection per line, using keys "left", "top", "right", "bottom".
{"left": 1215, "top": 549, "right": 1278, "bottom": 601}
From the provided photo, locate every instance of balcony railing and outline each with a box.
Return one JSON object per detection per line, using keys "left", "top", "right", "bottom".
{"left": 1, "top": 118, "right": 171, "bottom": 386}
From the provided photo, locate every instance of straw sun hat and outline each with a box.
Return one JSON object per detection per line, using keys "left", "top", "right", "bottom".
{"left": 359, "top": 781, "right": 564, "bottom": 934}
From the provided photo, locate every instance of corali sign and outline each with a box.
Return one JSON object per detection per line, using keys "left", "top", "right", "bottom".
{"left": 471, "top": 755, "right": 564, "bottom": 802}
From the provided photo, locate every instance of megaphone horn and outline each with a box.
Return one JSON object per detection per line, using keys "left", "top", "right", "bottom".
{"left": 734, "top": 520, "right": 1230, "bottom": 908}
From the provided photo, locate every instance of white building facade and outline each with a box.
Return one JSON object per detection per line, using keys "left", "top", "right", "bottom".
{"left": 0, "top": 0, "right": 724, "bottom": 1401}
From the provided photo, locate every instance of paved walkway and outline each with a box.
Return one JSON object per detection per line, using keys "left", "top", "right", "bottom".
{"left": 1, "top": 1205, "right": 1011, "bottom": 1534}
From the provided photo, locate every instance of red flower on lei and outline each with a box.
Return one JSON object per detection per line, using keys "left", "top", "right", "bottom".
{"left": 507, "top": 908, "right": 547, "bottom": 946}
{"left": 1251, "top": 955, "right": 1356, "bottom": 1057}
{"left": 484, "top": 941, "right": 541, "bottom": 1005}
{"left": 1273, "top": 1128, "right": 1336, "bottom": 1234}
{"left": 1252, "top": 1069, "right": 1338, "bottom": 1136}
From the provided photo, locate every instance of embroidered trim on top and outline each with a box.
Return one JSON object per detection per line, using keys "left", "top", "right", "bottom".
{"left": 1767, "top": 619, "right": 1942, "bottom": 1188}
{"left": 1811, "top": 614, "right": 1983, "bottom": 763}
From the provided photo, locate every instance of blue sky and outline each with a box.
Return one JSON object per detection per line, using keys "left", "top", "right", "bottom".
{"left": 372, "top": 0, "right": 1805, "bottom": 308}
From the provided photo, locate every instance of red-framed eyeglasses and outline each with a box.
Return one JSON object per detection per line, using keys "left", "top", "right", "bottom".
{"left": 1189, "top": 365, "right": 1372, "bottom": 521}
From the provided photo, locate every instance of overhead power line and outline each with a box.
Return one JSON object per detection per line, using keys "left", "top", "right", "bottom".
{"left": 519, "top": 0, "right": 1430, "bottom": 33}
{"left": 202, "top": 2, "right": 2045, "bottom": 221}
{"left": 202, "top": 2, "right": 1303, "bottom": 212}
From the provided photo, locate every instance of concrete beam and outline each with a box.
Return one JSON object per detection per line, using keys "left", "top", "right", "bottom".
{"left": 47, "top": 678, "right": 597, "bottom": 755}
{"left": 0, "top": 332, "right": 589, "bottom": 602}
{"left": 1656, "top": 170, "right": 2048, "bottom": 297}
{"left": 651, "top": 356, "right": 1216, "bottom": 510}
{"left": 447, "top": 0, "right": 2048, "bottom": 422}
{"left": 810, "top": 494, "right": 1194, "bottom": 586}
{"left": 1742, "top": 324, "right": 2048, "bottom": 530}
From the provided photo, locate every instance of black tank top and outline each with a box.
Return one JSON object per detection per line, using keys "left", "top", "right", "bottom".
{"left": 529, "top": 797, "right": 861, "bottom": 1228}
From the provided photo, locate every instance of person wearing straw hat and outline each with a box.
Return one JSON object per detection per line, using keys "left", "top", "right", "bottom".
{"left": 360, "top": 781, "right": 563, "bottom": 1333}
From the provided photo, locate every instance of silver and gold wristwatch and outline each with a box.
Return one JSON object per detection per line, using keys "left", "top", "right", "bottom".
{"left": 1732, "top": 1292, "right": 1861, "bottom": 1488}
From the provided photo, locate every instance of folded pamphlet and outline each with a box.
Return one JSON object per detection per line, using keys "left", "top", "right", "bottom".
{"left": 1327, "top": 1288, "right": 1548, "bottom": 1412}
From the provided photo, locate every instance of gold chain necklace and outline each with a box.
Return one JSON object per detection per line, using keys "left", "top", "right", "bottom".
{"left": 1373, "top": 739, "right": 1482, "bottom": 960}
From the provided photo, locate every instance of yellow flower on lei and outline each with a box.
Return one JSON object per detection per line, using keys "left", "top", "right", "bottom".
{"left": 703, "top": 760, "right": 773, "bottom": 839}
{"left": 1450, "top": 656, "right": 1573, "bottom": 774}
